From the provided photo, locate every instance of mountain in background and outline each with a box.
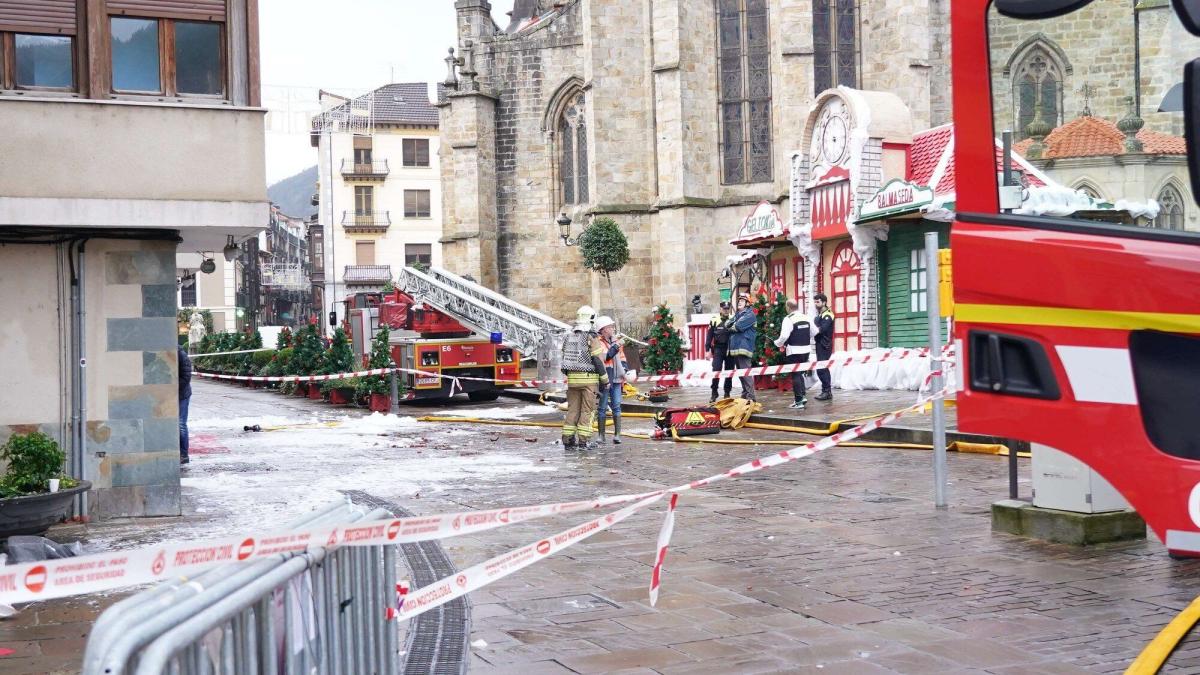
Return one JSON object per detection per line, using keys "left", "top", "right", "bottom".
{"left": 267, "top": 166, "right": 319, "bottom": 219}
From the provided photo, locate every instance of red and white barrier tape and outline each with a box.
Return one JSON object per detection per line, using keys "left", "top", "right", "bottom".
{"left": 385, "top": 387, "right": 952, "bottom": 620}
{"left": 0, "top": 490, "right": 659, "bottom": 606}
{"left": 384, "top": 580, "right": 410, "bottom": 620}
{"left": 195, "top": 367, "right": 395, "bottom": 383}
{"left": 192, "top": 348, "right": 275, "bottom": 358}
{"left": 194, "top": 347, "right": 952, "bottom": 390}
{"left": 648, "top": 493, "right": 679, "bottom": 606}
{"left": 0, "top": 385, "right": 951, "bottom": 612}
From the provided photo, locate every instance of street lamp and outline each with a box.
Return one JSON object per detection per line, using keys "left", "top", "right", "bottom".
{"left": 223, "top": 235, "right": 240, "bottom": 262}
{"left": 557, "top": 212, "right": 579, "bottom": 246}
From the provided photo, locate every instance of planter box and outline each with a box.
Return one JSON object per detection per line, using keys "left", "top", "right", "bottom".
{"left": 294, "top": 383, "right": 309, "bottom": 397}
{"left": 307, "top": 385, "right": 322, "bottom": 400}
{"left": 369, "top": 393, "right": 391, "bottom": 413}
{"left": 0, "top": 481, "right": 92, "bottom": 539}
{"left": 329, "top": 388, "right": 354, "bottom": 405}
{"left": 656, "top": 371, "right": 680, "bottom": 388}
{"left": 777, "top": 376, "right": 793, "bottom": 392}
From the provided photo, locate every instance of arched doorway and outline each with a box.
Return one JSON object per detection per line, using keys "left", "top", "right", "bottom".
{"left": 829, "top": 241, "right": 861, "bottom": 352}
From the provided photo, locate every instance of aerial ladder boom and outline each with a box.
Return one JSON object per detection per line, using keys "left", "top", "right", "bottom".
{"left": 395, "top": 266, "right": 571, "bottom": 386}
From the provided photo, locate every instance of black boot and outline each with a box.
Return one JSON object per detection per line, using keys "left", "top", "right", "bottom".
{"left": 562, "top": 434, "right": 576, "bottom": 448}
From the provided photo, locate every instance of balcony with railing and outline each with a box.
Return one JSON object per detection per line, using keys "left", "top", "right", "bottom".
{"left": 341, "top": 210, "right": 391, "bottom": 233}
{"left": 343, "top": 265, "right": 392, "bottom": 287}
{"left": 340, "top": 159, "right": 389, "bottom": 181}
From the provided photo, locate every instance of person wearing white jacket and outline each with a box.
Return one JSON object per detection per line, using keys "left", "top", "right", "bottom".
{"left": 773, "top": 300, "right": 813, "bottom": 410}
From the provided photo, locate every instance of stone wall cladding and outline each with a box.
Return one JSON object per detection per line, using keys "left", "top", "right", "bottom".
{"left": 988, "top": 0, "right": 1143, "bottom": 134}
{"left": 96, "top": 240, "right": 181, "bottom": 518}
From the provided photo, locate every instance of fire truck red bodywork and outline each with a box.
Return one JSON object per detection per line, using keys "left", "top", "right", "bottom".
{"left": 950, "top": 0, "right": 1200, "bottom": 553}
{"left": 342, "top": 291, "right": 520, "bottom": 402}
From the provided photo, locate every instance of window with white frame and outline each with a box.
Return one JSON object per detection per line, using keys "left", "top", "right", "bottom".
{"left": 910, "top": 248, "right": 928, "bottom": 313}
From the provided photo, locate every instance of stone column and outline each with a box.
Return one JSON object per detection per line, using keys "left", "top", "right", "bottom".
{"left": 439, "top": 90, "right": 501, "bottom": 290}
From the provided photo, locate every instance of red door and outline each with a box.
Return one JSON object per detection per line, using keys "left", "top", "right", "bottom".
{"left": 829, "top": 241, "right": 861, "bottom": 352}
{"left": 951, "top": 0, "right": 1200, "bottom": 552}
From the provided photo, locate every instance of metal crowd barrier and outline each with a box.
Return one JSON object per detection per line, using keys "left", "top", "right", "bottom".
{"left": 81, "top": 499, "right": 401, "bottom": 675}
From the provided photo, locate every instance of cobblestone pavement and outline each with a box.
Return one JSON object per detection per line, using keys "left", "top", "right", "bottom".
{"left": 4, "top": 380, "right": 1200, "bottom": 673}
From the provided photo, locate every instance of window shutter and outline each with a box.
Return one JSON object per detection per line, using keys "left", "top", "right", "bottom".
{"left": 353, "top": 135, "right": 372, "bottom": 150}
{"left": 0, "top": 0, "right": 78, "bottom": 35}
{"left": 106, "top": 0, "right": 227, "bottom": 22}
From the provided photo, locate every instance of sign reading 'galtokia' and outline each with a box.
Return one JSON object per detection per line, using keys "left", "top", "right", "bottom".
{"left": 734, "top": 201, "right": 786, "bottom": 243}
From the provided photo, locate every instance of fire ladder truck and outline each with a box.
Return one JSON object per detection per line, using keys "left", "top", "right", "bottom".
{"left": 342, "top": 267, "right": 570, "bottom": 402}
{"left": 950, "top": 0, "right": 1200, "bottom": 556}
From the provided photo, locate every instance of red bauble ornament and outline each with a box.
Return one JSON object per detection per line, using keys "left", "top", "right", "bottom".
{"left": 649, "top": 338, "right": 658, "bottom": 346}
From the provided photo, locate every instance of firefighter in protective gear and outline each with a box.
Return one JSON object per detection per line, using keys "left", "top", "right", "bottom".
{"left": 561, "top": 306, "right": 608, "bottom": 449}
{"left": 727, "top": 294, "right": 758, "bottom": 402}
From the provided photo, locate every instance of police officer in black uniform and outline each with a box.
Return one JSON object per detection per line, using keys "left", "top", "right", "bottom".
{"left": 706, "top": 301, "right": 735, "bottom": 403}
{"left": 813, "top": 293, "right": 836, "bottom": 401}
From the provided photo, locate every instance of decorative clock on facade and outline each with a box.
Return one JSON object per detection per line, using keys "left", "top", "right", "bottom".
{"left": 811, "top": 97, "right": 851, "bottom": 166}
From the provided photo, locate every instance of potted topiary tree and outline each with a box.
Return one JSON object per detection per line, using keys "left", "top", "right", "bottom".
{"left": 577, "top": 216, "right": 630, "bottom": 317}
{"left": 0, "top": 432, "right": 90, "bottom": 538}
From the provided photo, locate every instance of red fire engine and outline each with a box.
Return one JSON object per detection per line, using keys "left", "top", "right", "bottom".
{"left": 342, "top": 291, "right": 521, "bottom": 402}
{"left": 950, "top": 0, "right": 1200, "bottom": 555}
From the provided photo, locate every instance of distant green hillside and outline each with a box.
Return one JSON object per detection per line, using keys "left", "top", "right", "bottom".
{"left": 267, "top": 166, "right": 318, "bottom": 219}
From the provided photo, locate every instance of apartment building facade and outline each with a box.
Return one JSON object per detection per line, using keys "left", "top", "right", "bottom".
{"left": 312, "top": 83, "right": 443, "bottom": 329}
{"left": 0, "top": 0, "right": 266, "bottom": 518}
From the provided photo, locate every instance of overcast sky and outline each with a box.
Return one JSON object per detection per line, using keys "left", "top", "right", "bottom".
{"left": 260, "top": 0, "right": 515, "bottom": 184}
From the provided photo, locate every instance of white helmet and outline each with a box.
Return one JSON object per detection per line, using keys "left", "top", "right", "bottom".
{"left": 575, "top": 305, "right": 596, "bottom": 329}
{"left": 594, "top": 315, "right": 615, "bottom": 332}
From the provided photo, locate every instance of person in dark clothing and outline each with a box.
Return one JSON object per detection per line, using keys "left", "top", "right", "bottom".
{"left": 178, "top": 347, "right": 193, "bottom": 465}
{"left": 727, "top": 294, "right": 758, "bottom": 402}
{"left": 812, "top": 293, "right": 835, "bottom": 401}
{"left": 706, "top": 301, "right": 735, "bottom": 403}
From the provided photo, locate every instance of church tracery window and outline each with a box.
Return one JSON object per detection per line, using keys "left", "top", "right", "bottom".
{"left": 557, "top": 92, "right": 588, "bottom": 205}
{"left": 718, "top": 0, "right": 772, "bottom": 184}
{"left": 1013, "top": 45, "right": 1065, "bottom": 139}
{"left": 813, "top": 0, "right": 858, "bottom": 94}
{"left": 1154, "top": 183, "right": 1185, "bottom": 231}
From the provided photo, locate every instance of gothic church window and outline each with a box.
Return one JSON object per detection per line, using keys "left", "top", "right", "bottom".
{"left": 1013, "top": 46, "right": 1064, "bottom": 139}
{"left": 813, "top": 0, "right": 858, "bottom": 94}
{"left": 718, "top": 0, "right": 772, "bottom": 184}
{"left": 1154, "top": 183, "right": 1185, "bottom": 230}
{"left": 558, "top": 92, "right": 588, "bottom": 205}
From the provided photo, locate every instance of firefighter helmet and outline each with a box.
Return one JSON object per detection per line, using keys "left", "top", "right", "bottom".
{"left": 575, "top": 305, "right": 596, "bottom": 330}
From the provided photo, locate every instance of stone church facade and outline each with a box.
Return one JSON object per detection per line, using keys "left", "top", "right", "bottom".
{"left": 438, "top": 0, "right": 1190, "bottom": 345}
{"left": 438, "top": 0, "right": 951, "bottom": 327}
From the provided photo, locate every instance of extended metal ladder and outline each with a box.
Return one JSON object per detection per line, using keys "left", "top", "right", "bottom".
{"left": 396, "top": 267, "right": 570, "bottom": 384}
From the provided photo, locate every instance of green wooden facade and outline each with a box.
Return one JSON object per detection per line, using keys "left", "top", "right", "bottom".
{"left": 878, "top": 221, "right": 950, "bottom": 348}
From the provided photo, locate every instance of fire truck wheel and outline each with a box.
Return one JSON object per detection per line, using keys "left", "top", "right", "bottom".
{"left": 467, "top": 391, "right": 500, "bottom": 403}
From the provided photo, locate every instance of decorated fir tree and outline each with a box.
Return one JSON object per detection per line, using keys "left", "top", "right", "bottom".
{"left": 276, "top": 326, "right": 293, "bottom": 350}
{"left": 323, "top": 327, "right": 355, "bottom": 374}
{"left": 289, "top": 324, "right": 325, "bottom": 375}
{"left": 760, "top": 291, "right": 788, "bottom": 367}
{"left": 752, "top": 290, "right": 771, "bottom": 364}
{"left": 358, "top": 326, "right": 397, "bottom": 398}
{"left": 642, "top": 303, "right": 684, "bottom": 374}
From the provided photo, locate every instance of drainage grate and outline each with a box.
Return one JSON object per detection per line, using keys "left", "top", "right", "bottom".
{"left": 342, "top": 490, "right": 471, "bottom": 675}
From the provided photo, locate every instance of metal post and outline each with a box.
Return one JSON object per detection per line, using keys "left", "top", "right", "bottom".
{"left": 925, "top": 232, "right": 948, "bottom": 508}
{"left": 389, "top": 370, "right": 399, "bottom": 415}
{"left": 1002, "top": 131, "right": 1014, "bottom": 215}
